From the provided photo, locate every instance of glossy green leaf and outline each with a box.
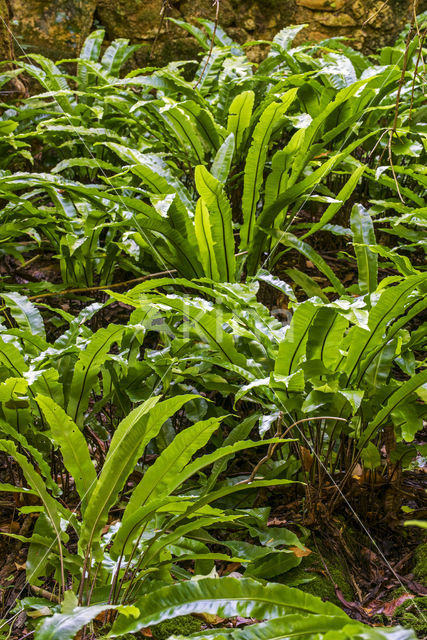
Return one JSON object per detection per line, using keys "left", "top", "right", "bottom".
{"left": 111, "top": 576, "right": 347, "bottom": 635}
{"left": 195, "top": 165, "right": 235, "bottom": 282}
{"left": 36, "top": 395, "right": 97, "bottom": 511}
{"left": 67, "top": 324, "right": 125, "bottom": 426}
{"left": 240, "top": 89, "right": 298, "bottom": 251}
{"left": 79, "top": 394, "right": 198, "bottom": 558}
{"left": 351, "top": 204, "right": 378, "bottom": 295}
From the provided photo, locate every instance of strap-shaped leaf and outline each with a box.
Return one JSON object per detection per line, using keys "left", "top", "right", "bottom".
{"left": 306, "top": 307, "right": 349, "bottom": 370}
{"left": 268, "top": 231, "right": 346, "bottom": 295}
{"left": 101, "top": 38, "right": 138, "bottom": 76}
{"left": 361, "top": 369, "right": 427, "bottom": 449}
{"left": 77, "top": 29, "right": 105, "bottom": 89}
{"left": 211, "top": 133, "right": 235, "bottom": 183}
{"left": 248, "top": 132, "right": 376, "bottom": 274}
{"left": 356, "top": 295, "right": 427, "bottom": 384}
{"left": 139, "top": 515, "right": 241, "bottom": 573}
{"left": 181, "top": 100, "right": 223, "bottom": 152}
{"left": 114, "top": 416, "right": 222, "bottom": 552}
{"left": 23, "top": 55, "right": 73, "bottom": 113}
{"left": 0, "top": 439, "right": 64, "bottom": 583}
{"left": 302, "top": 166, "right": 365, "bottom": 240}
{"left": 290, "top": 78, "right": 370, "bottom": 183}
{"left": 35, "top": 604, "right": 116, "bottom": 640}
{"left": 275, "top": 301, "right": 320, "bottom": 377}
{"left": 36, "top": 395, "right": 97, "bottom": 512}
{"left": 272, "top": 24, "right": 307, "bottom": 51}
{"left": 195, "top": 198, "right": 220, "bottom": 281}
{"left": 167, "top": 17, "right": 211, "bottom": 49}
{"left": 160, "top": 104, "right": 205, "bottom": 164}
{"left": 1, "top": 292, "right": 45, "bottom": 339}
{"left": 79, "top": 394, "right": 198, "bottom": 558}
{"left": 0, "top": 338, "right": 28, "bottom": 377}
{"left": 264, "top": 128, "right": 306, "bottom": 213}
{"left": 100, "top": 142, "right": 193, "bottom": 212}
{"left": 350, "top": 204, "right": 378, "bottom": 296}
{"left": 0, "top": 418, "right": 60, "bottom": 497}
{"left": 67, "top": 324, "right": 125, "bottom": 427}
{"left": 52, "top": 157, "right": 120, "bottom": 175}
{"left": 134, "top": 217, "right": 203, "bottom": 278}
{"left": 227, "top": 90, "right": 255, "bottom": 151}
{"left": 111, "top": 576, "right": 347, "bottom": 636}
{"left": 240, "top": 89, "right": 298, "bottom": 251}
{"left": 143, "top": 295, "right": 247, "bottom": 367}
{"left": 195, "top": 165, "right": 235, "bottom": 282}
{"left": 344, "top": 275, "right": 426, "bottom": 384}
{"left": 184, "top": 615, "right": 416, "bottom": 640}
{"left": 114, "top": 437, "right": 288, "bottom": 558}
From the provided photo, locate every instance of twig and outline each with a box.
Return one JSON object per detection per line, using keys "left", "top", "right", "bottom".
{"left": 194, "top": 0, "right": 220, "bottom": 89}
{"left": 30, "top": 585, "right": 60, "bottom": 603}
{"left": 27, "top": 269, "right": 178, "bottom": 301}
{"left": 387, "top": 134, "right": 404, "bottom": 203}
{"left": 387, "top": 0, "right": 419, "bottom": 204}
{"left": 362, "top": 0, "right": 389, "bottom": 26}
{"left": 409, "top": 28, "right": 426, "bottom": 119}
{"left": 150, "top": 1, "right": 171, "bottom": 61}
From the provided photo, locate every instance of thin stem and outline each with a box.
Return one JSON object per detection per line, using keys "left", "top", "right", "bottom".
{"left": 194, "top": 0, "right": 220, "bottom": 89}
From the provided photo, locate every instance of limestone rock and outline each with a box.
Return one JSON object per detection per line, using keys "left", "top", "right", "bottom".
{"left": 366, "top": 1, "right": 395, "bottom": 29}
{"left": 351, "top": 0, "right": 365, "bottom": 19}
{"left": 96, "top": 0, "right": 165, "bottom": 41}
{"left": 0, "top": 0, "right": 13, "bottom": 62}
{"left": 9, "top": 0, "right": 97, "bottom": 58}
{"left": 244, "top": 17, "right": 257, "bottom": 32}
{"left": 5, "top": 0, "right": 418, "bottom": 65}
{"left": 316, "top": 12, "right": 357, "bottom": 27}
{"left": 296, "top": 0, "right": 346, "bottom": 12}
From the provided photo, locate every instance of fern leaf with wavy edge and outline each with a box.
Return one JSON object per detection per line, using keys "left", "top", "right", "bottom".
{"left": 78, "top": 394, "right": 198, "bottom": 559}
{"left": 240, "top": 89, "right": 298, "bottom": 252}
{"left": 36, "top": 395, "right": 97, "bottom": 512}
{"left": 351, "top": 204, "right": 378, "bottom": 296}
{"left": 195, "top": 165, "right": 235, "bottom": 282}
{"left": 67, "top": 324, "right": 126, "bottom": 427}
{"left": 111, "top": 576, "right": 347, "bottom": 635}
{"left": 195, "top": 198, "right": 220, "bottom": 281}
{"left": 77, "top": 29, "right": 105, "bottom": 90}
{"left": 113, "top": 427, "right": 285, "bottom": 556}
{"left": 227, "top": 90, "right": 255, "bottom": 153}
{"left": 211, "top": 132, "right": 235, "bottom": 182}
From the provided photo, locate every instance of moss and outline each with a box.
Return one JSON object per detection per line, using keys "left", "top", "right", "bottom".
{"left": 413, "top": 540, "right": 427, "bottom": 585}
{"left": 281, "top": 551, "right": 354, "bottom": 607}
{"left": 393, "top": 596, "right": 427, "bottom": 639}
{"left": 97, "top": 635, "right": 137, "bottom": 639}
{"left": 151, "top": 615, "right": 201, "bottom": 640}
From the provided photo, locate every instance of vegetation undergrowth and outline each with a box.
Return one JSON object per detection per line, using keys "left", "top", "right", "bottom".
{"left": 0, "top": 9, "right": 425, "bottom": 640}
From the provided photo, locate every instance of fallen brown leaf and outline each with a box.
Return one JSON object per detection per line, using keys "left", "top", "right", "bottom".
{"left": 0, "top": 521, "right": 20, "bottom": 533}
{"left": 193, "top": 613, "right": 225, "bottom": 625}
{"left": 290, "top": 546, "right": 312, "bottom": 558}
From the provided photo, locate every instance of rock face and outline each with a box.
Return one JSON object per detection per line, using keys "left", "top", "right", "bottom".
{"left": 8, "top": 0, "right": 98, "bottom": 59}
{"left": 5, "top": 0, "right": 424, "bottom": 65}
{"left": 0, "top": 0, "right": 14, "bottom": 62}
{"left": 0, "top": 0, "right": 27, "bottom": 96}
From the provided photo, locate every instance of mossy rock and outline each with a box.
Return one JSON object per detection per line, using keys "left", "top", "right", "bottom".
{"left": 393, "top": 595, "right": 427, "bottom": 639}
{"left": 413, "top": 540, "right": 427, "bottom": 586}
{"left": 390, "top": 538, "right": 427, "bottom": 637}
{"left": 281, "top": 550, "right": 354, "bottom": 607}
{"left": 96, "top": 618, "right": 201, "bottom": 640}
{"left": 151, "top": 615, "right": 201, "bottom": 640}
